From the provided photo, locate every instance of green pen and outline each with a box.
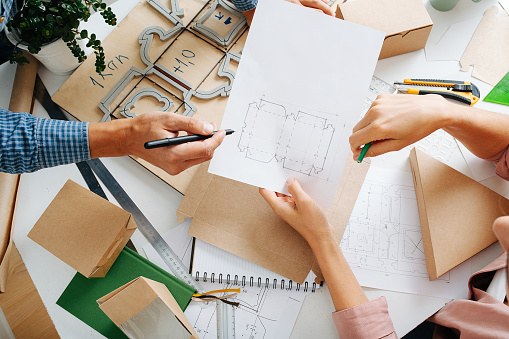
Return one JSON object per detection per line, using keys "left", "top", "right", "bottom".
{"left": 356, "top": 142, "right": 372, "bottom": 163}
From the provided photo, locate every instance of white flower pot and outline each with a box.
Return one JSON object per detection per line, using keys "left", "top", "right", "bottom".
{"left": 5, "top": 28, "right": 82, "bottom": 75}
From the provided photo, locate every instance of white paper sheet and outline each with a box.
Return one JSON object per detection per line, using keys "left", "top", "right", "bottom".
{"left": 208, "top": 0, "right": 384, "bottom": 207}
{"left": 192, "top": 239, "right": 318, "bottom": 291}
{"left": 143, "top": 220, "right": 310, "bottom": 339}
{"left": 425, "top": 16, "right": 482, "bottom": 62}
{"left": 457, "top": 142, "right": 496, "bottom": 182}
{"left": 340, "top": 167, "right": 472, "bottom": 299}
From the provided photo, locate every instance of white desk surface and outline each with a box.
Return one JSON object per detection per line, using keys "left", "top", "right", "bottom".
{"left": 3, "top": 0, "right": 509, "bottom": 337}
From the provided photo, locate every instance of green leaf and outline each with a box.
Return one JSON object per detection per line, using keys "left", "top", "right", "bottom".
{"left": 100, "top": 3, "right": 106, "bottom": 9}
{"left": 90, "top": 33, "right": 96, "bottom": 40}
{"left": 80, "top": 30, "right": 88, "bottom": 39}
{"left": 45, "top": 14, "right": 55, "bottom": 22}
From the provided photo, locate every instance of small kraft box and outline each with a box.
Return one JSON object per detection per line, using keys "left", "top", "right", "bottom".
{"left": 97, "top": 277, "right": 198, "bottom": 339}
{"left": 336, "top": 0, "right": 433, "bottom": 59}
{"left": 28, "top": 179, "right": 137, "bottom": 278}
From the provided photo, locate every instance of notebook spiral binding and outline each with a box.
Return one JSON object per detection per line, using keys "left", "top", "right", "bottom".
{"left": 195, "top": 271, "right": 317, "bottom": 292}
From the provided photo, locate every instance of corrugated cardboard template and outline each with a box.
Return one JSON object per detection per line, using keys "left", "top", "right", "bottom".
{"left": 28, "top": 180, "right": 137, "bottom": 278}
{"left": 177, "top": 156, "right": 370, "bottom": 284}
{"left": 336, "top": 0, "right": 433, "bottom": 59}
{"left": 98, "top": 276, "right": 198, "bottom": 338}
{"left": 410, "top": 148, "right": 509, "bottom": 280}
{"left": 460, "top": 6, "right": 509, "bottom": 86}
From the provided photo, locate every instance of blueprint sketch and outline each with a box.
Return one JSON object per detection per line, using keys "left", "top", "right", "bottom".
{"left": 208, "top": 0, "right": 384, "bottom": 207}
{"left": 184, "top": 282, "right": 306, "bottom": 339}
{"left": 340, "top": 167, "right": 472, "bottom": 299}
{"left": 143, "top": 221, "right": 309, "bottom": 338}
{"left": 237, "top": 98, "right": 341, "bottom": 181}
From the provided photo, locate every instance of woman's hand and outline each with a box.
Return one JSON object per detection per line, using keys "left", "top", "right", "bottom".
{"left": 259, "top": 178, "right": 335, "bottom": 245}
{"left": 349, "top": 93, "right": 451, "bottom": 160}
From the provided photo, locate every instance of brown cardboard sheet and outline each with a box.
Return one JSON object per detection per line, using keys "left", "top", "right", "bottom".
{"left": 98, "top": 276, "right": 198, "bottom": 338}
{"left": 336, "top": 0, "right": 433, "bottom": 59}
{"left": 177, "top": 156, "right": 370, "bottom": 284}
{"left": 28, "top": 180, "right": 137, "bottom": 278}
{"left": 460, "top": 6, "right": 509, "bottom": 86}
{"left": 409, "top": 148, "right": 509, "bottom": 280}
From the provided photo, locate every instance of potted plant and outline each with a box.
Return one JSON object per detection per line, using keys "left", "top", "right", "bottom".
{"left": 3, "top": 0, "right": 117, "bottom": 74}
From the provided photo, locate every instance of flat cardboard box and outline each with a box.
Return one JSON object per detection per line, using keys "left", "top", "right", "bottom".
{"left": 336, "top": 0, "right": 433, "bottom": 59}
{"left": 97, "top": 276, "right": 198, "bottom": 339}
{"left": 177, "top": 156, "right": 370, "bottom": 284}
{"left": 410, "top": 148, "right": 509, "bottom": 280}
{"left": 28, "top": 180, "right": 137, "bottom": 278}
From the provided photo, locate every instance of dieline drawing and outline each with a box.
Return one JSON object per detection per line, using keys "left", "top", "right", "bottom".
{"left": 238, "top": 99, "right": 339, "bottom": 180}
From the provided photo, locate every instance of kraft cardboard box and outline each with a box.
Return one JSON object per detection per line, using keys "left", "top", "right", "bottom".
{"left": 28, "top": 180, "right": 137, "bottom": 278}
{"left": 410, "top": 148, "right": 509, "bottom": 280}
{"left": 336, "top": 0, "right": 433, "bottom": 59}
{"left": 97, "top": 277, "right": 198, "bottom": 339}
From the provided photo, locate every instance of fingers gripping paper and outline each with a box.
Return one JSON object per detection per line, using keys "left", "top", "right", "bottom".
{"left": 176, "top": 157, "right": 370, "bottom": 284}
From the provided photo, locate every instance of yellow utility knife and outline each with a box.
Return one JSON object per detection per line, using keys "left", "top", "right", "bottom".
{"left": 394, "top": 79, "right": 480, "bottom": 105}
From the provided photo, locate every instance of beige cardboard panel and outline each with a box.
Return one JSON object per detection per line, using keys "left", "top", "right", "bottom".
{"left": 28, "top": 180, "right": 136, "bottom": 277}
{"left": 460, "top": 6, "right": 509, "bottom": 86}
{"left": 157, "top": 30, "right": 225, "bottom": 89}
{"left": 98, "top": 277, "right": 198, "bottom": 337}
{"left": 410, "top": 148, "right": 509, "bottom": 280}
{"left": 409, "top": 149, "right": 437, "bottom": 279}
{"left": 380, "top": 26, "right": 432, "bottom": 59}
{"left": 178, "top": 156, "right": 369, "bottom": 284}
{"left": 169, "top": 0, "right": 210, "bottom": 27}
{"left": 336, "top": 0, "right": 432, "bottom": 59}
{"left": 53, "top": 0, "right": 181, "bottom": 122}
{"left": 98, "top": 277, "right": 158, "bottom": 325}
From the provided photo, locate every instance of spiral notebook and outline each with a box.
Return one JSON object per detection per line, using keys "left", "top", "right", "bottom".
{"left": 192, "top": 239, "right": 319, "bottom": 292}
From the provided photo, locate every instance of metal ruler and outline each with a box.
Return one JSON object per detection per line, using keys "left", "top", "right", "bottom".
{"left": 86, "top": 159, "right": 205, "bottom": 293}
{"left": 216, "top": 301, "right": 235, "bottom": 339}
{"left": 33, "top": 76, "right": 205, "bottom": 295}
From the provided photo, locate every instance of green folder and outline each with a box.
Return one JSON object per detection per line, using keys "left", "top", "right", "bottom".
{"left": 57, "top": 247, "right": 195, "bottom": 339}
{"left": 484, "top": 71, "right": 509, "bottom": 106}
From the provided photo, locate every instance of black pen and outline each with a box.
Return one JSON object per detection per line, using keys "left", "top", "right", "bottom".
{"left": 144, "top": 129, "right": 235, "bottom": 149}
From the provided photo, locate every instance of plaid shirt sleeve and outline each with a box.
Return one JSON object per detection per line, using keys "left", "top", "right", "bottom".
{"left": 1, "top": 0, "right": 22, "bottom": 31}
{"left": 230, "top": 0, "right": 258, "bottom": 12}
{"left": 0, "top": 109, "right": 90, "bottom": 174}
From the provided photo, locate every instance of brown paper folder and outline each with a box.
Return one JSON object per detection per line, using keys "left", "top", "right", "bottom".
{"left": 177, "top": 156, "right": 370, "bottom": 284}
{"left": 28, "top": 180, "right": 137, "bottom": 278}
{"left": 409, "top": 148, "right": 509, "bottom": 280}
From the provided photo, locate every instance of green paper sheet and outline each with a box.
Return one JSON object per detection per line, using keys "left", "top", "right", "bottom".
{"left": 484, "top": 71, "right": 509, "bottom": 106}
{"left": 57, "top": 247, "right": 195, "bottom": 339}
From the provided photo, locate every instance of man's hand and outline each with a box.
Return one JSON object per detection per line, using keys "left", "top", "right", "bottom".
{"left": 89, "top": 112, "right": 226, "bottom": 175}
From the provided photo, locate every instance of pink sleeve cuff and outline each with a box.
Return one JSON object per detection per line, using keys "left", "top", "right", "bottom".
{"left": 332, "top": 296, "right": 397, "bottom": 338}
{"left": 486, "top": 146, "right": 509, "bottom": 180}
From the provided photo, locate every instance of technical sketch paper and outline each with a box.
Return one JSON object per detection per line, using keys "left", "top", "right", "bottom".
{"left": 341, "top": 167, "right": 472, "bottom": 299}
{"left": 208, "top": 0, "right": 385, "bottom": 207}
{"left": 184, "top": 282, "right": 307, "bottom": 339}
{"left": 142, "top": 221, "right": 308, "bottom": 338}
{"left": 193, "top": 239, "right": 318, "bottom": 291}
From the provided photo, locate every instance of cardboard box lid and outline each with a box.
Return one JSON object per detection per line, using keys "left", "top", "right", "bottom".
{"left": 28, "top": 180, "right": 137, "bottom": 277}
{"left": 409, "top": 148, "right": 509, "bottom": 280}
{"left": 98, "top": 276, "right": 198, "bottom": 338}
{"left": 338, "top": 0, "right": 433, "bottom": 36}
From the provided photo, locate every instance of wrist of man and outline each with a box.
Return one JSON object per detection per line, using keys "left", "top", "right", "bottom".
{"left": 88, "top": 118, "right": 131, "bottom": 159}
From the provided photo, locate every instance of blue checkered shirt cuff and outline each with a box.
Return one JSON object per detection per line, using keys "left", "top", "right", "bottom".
{"left": 231, "top": 0, "right": 257, "bottom": 12}
{"left": 0, "top": 110, "right": 90, "bottom": 173}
